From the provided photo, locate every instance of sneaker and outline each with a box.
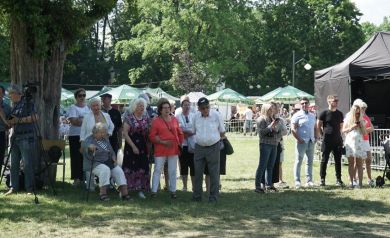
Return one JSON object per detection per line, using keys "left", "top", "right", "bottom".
{"left": 295, "top": 181, "right": 301, "bottom": 189}
{"left": 277, "top": 182, "right": 289, "bottom": 189}
{"left": 170, "top": 193, "right": 177, "bottom": 199}
{"left": 306, "top": 181, "right": 315, "bottom": 188}
{"left": 352, "top": 179, "right": 357, "bottom": 186}
{"left": 138, "top": 191, "right": 146, "bottom": 199}
{"left": 320, "top": 179, "right": 326, "bottom": 186}
{"left": 255, "top": 187, "right": 265, "bottom": 193}
{"left": 336, "top": 180, "right": 344, "bottom": 187}
{"left": 348, "top": 184, "right": 355, "bottom": 189}
{"left": 368, "top": 179, "right": 375, "bottom": 187}
{"left": 182, "top": 187, "right": 187, "bottom": 192}
{"left": 4, "top": 188, "right": 15, "bottom": 196}
{"left": 266, "top": 186, "right": 278, "bottom": 192}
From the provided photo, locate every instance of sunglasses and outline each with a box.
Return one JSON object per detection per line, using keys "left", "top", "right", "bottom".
{"left": 77, "top": 94, "right": 86, "bottom": 98}
{"left": 301, "top": 102, "right": 309, "bottom": 105}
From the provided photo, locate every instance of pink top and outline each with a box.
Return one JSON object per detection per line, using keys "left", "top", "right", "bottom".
{"left": 363, "top": 115, "right": 372, "bottom": 141}
{"left": 150, "top": 116, "right": 184, "bottom": 157}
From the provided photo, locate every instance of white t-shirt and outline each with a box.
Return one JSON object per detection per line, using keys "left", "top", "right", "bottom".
{"left": 244, "top": 108, "right": 253, "bottom": 120}
{"left": 176, "top": 112, "right": 195, "bottom": 146}
{"left": 67, "top": 104, "right": 91, "bottom": 136}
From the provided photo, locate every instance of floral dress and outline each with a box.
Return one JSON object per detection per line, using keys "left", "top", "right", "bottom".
{"left": 122, "top": 114, "right": 150, "bottom": 191}
{"left": 344, "top": 127, "right": 367, "bottom": 159}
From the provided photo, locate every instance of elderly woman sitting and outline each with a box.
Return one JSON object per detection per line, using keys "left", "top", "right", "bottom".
{"left": 82, "top": 122, "right": 131, "bottom": 201}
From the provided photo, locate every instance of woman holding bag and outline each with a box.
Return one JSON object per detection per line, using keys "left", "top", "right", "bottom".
{"left": 150, "top": 98, "right": 184, "bottom": 199}
{"left": 176, "top": 98, "right": 196, "bottom": 192}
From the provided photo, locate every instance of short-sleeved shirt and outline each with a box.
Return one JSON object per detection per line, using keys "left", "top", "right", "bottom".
{"left": 291, "top": 110, "right": 316, "bottom": 143}
{"left": 318, "top": 109, "right": 344, "bottom": 145}
{"left": 67, "top": 104, "right": 90, "bottom": 136}
{"left": 363, "top": 115, "right": 372, "bottom": 141}
{"left": 192, "top": 110, "right": 225, "bottom": 146}
{"left": 0, "top": 100, "right": 11, "bottom": 131}
{"left": 244, "top": 109, "right": 253, "bottom": 120}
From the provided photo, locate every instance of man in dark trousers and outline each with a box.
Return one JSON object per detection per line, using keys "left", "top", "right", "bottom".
{"left": 316, "top": 95, "right": 344, "bottom": 186}
{"left": 101, "top": 93, "right": 122, "bottom": 155}
{"left": 0, "top": 85, "right": 11, "bottom": 174}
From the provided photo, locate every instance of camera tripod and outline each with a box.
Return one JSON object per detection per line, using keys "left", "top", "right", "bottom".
{"left": 0, "top": 95, "right": 57, "bottom": 204}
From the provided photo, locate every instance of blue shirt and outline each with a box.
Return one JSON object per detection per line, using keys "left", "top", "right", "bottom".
{"left": 291, "top": 110, "right": 316, "bottom": 143}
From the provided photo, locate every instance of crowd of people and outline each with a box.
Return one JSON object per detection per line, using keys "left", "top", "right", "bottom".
{"left": 0, "top": 84, "right": 378, "bottom": 201}
{"left": 255, "top": 95, "right": 375, "bottom": 193}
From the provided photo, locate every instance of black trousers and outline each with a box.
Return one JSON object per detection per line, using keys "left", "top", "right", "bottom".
{"left": 320, "top": 142, "right": 342, "bottom": 180}
{"left": 68, "top": 135, "right": 83, "bottom": 180}
{"left": 0, "top": 131, "right": 6, "bottom": 171}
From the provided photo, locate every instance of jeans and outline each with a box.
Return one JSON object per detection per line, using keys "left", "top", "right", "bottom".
{"left": 255, "top": 143, "right": 277, "bottom": 188}
{"left": 152, "top": 155, "right": 178, "bottom": 193}
{"left": 10, "top": 135, "right": 37, "bottom": 192}
{"left": 294, "top": 141, "right": 314, "bottom": 183}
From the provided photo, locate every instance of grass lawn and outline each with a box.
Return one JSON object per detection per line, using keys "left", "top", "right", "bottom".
{"left": 0, "top": 135, "right": 389, "bottom": 237}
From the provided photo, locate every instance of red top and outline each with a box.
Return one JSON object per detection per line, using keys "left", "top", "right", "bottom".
{"left": 363, "top": 115, "right": 372, "bottom": 141}
{"left": 150, "top": 116, "right": 184, "bottom": 157}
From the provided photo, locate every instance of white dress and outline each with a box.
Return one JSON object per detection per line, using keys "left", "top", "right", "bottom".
{"left": 344, "top": 128, "right": 366, "bottom": 159}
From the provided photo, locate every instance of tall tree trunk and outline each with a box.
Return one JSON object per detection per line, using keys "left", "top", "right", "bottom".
{"left": 10, "top": 17, "right": 67, "bottom": 140}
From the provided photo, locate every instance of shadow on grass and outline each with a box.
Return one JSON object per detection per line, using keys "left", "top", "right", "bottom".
{"left": 1, "top": 182, "right": 390, "bottom": 237}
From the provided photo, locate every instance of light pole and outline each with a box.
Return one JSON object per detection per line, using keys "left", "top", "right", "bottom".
{"left": 292, "top": 50, "right": 312, "bottom": 87}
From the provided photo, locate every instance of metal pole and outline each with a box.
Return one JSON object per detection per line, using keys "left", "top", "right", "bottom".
{"left": 292, "top": 50, "right": 295, "bottom": 87}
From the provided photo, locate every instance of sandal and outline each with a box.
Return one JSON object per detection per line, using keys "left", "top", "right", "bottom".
{"left": 99, "top": 194, "right": 110, "bottom": 202}
{"left": 121, "top": 194, "right": 133, "bottom": 201}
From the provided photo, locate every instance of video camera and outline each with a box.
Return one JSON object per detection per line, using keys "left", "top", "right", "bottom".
{"left": 23, "top": 82, "right": 39, "bottom": 100}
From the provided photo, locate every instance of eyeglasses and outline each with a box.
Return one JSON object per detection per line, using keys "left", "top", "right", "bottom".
{"left": 301, "top": 102, "right": 309, "bottom": 105}
{"left": 77, "top": 94, "right": 86, "bottom": 98}
{"left": 332, "top": 100, "right": 339, "bottom": 103}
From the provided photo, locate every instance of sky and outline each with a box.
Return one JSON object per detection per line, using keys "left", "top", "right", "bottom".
{"left": 351, "top": 0, "right": 390, "bottom": 25}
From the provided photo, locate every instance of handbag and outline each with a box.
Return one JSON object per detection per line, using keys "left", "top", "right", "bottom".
{"left": 222, "top": 138, "right": 234, "bottom": 155}
{"left": 181, "top": 114, "right": 195, "bottom": 153}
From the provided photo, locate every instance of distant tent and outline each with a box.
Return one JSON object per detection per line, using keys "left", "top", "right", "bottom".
{"left": 187, "top": 92, "right": 206, "bottom": 103}
{"left": 144, "top": 87, "right": 179, "bottom": 103}
{"left": 87, "top": 86, "right": 113, "bottom": 99}
{"left": 207, "top": 88, "right": 252, "bottom": 104}
{"left": 315, "top": 32, "right": 390, "bottom": 120}
{"left": 257, "top": 86, "right": 314, "bottom": 104}
{"left": 89, "top": 85, "right": 141, "bottom": 104}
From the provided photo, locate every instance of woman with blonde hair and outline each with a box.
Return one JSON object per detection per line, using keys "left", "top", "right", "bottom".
{"left": 255, "top": 103, "right": 285, "bottom": 193}
{"left": 342, "top": 104, "right": 367, "bottom": 188}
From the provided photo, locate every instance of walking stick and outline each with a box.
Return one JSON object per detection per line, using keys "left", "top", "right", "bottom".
{"left": 86, "top": 150, "right": 95, "bottom": 202}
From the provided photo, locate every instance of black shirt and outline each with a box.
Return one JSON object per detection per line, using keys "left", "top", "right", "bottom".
{"left": 103, "top": 107, "right": 122, "bottom": 145}
{"left": 319, "top": 109, "right": 343, "bottom": 144}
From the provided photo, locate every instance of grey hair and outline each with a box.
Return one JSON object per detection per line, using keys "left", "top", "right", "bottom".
{"left": 88, "top": 97, "right": 101, "bottom": 107}
{"left": 128, "top": 98, "right": 147, "bottom": 114}
{"left": 92, "top": 122, "right": 108, "bottom": 135}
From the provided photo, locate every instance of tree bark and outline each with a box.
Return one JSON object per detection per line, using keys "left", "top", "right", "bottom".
{"left": 10, "top": 16, "right": 67, "bottom": 140}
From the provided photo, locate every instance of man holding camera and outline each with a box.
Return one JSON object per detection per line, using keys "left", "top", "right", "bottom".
{"left": 4, "top": 84, "right": 39, "bottom": 195}
{"left": 0, "top": 85, "right": 11, "bottom": 175}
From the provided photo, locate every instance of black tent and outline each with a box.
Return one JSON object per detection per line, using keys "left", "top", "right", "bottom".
{"left": 314, "top": 32, "right": 390, "bottom": 128}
